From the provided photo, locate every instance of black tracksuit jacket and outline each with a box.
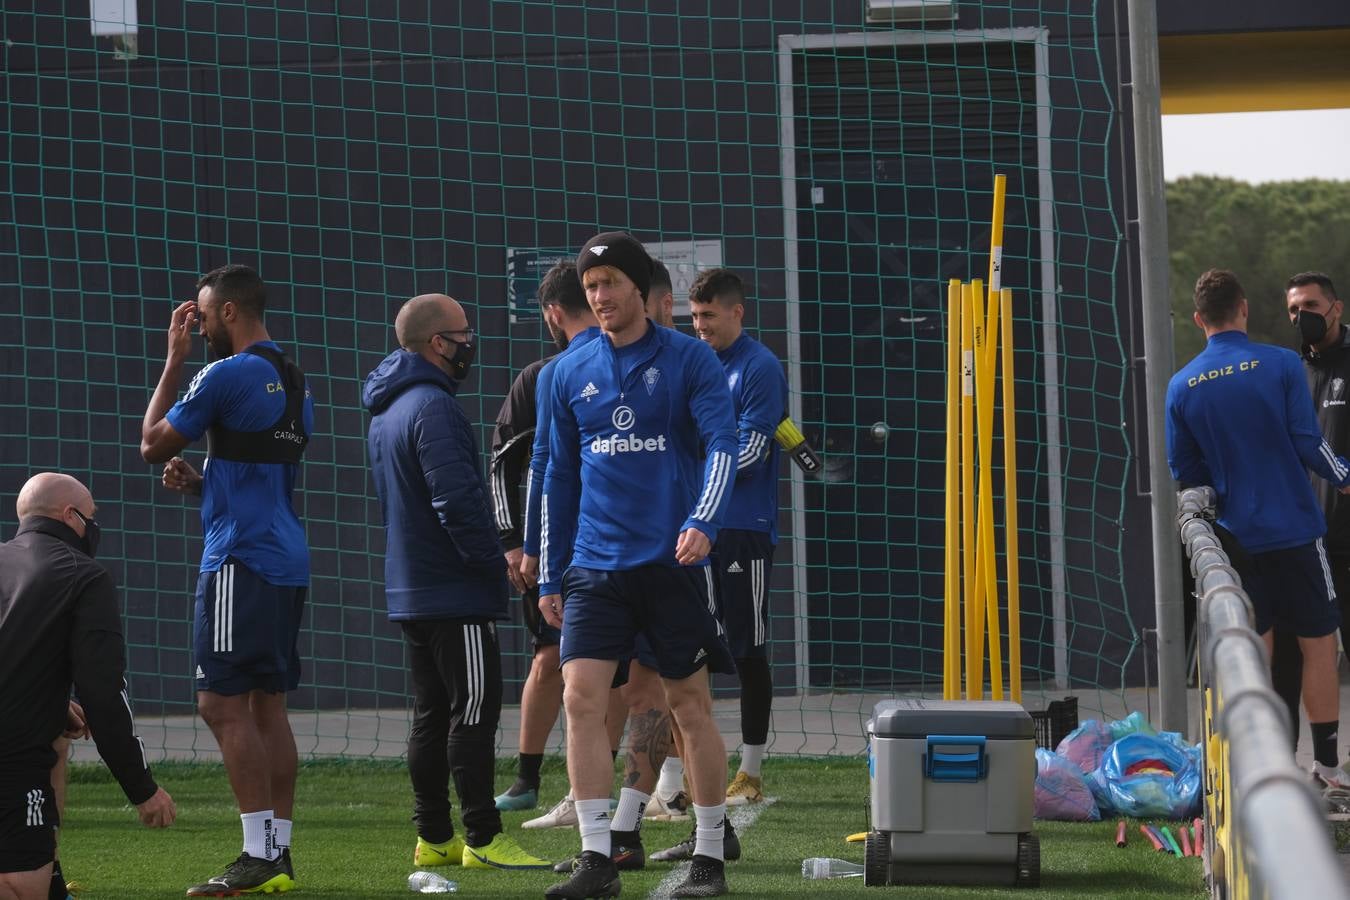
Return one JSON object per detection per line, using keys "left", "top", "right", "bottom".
{"left": 0, "top": 517, "right": 158, "bottom": 803}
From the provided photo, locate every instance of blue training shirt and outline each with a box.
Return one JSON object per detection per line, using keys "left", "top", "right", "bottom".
{"left": 539, "top": 321, "right": 738, "bottom": 595}
{"left": 166, "top": 341, "right": 315, "bottom": 585}
{"left": 522, "top": 327, "right": 600, "bottom": 558}
{"left": 718, "top": 333, "right": 788, "bottom": 542}
{"left": 1165, "top": 330, "right": 1350, "bottom": 554}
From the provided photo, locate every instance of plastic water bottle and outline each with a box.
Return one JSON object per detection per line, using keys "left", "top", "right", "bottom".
{"left": 407, "top": 871, "right": 458, "bottom": 893}
{"left": 801, "top": 857, "right": 865, "bottom": 879}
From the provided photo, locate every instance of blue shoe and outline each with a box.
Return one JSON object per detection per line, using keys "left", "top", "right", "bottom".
{"left": 495, "top": 786, "right": 539, "bottom": 811}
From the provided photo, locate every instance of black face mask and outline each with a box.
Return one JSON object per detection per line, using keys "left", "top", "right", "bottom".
{"left": 72, "top": 509, "right": 101, "bottom": 559}
{"left": 438, "top": 339, "right": 476, "bottom": 381}
{"left": 1296, "top": 309, "right": 1329, "bottom": 347}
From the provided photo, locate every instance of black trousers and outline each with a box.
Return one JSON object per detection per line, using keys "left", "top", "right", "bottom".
{"left": 402, "top": 618, "right": 503, "bottom": 847}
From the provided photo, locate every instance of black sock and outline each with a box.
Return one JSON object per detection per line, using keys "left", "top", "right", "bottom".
{"left": 736, "top": 656, "right": 773, "bottom": 745}
{"left": 1312, "top": 720, "right": 1339, "bottom": 768}
{"left": 49, "top": 859, "right": 66, "bottom": 900}
{"left": 509, "top": 752, "right": 543, "bottom": 793}
{"left": 610, "top": 827, "right": 641, "bottom": 845}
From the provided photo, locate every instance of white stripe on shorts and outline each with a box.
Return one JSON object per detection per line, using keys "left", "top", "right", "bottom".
{"left": 1318, "top": 538, "right": 1336, "bottom": 604}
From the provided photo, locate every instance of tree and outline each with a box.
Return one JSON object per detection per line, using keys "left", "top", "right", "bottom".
{"left": 1168, "top": 177, "right": 1350, "bottom": 364}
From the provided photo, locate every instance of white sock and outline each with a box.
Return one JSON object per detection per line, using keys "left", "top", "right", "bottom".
{"left": 656, "top": 756, "right": 685, "bottom": 798}
{"left": 575, "top": 799, "right": 612, "bottom": 857}
{"left": 274, "top": 818, "right": 292, "bottom": 851}
{"left": 739, "top": 743, "right": 765, "bottom": 778}
{"left": 693, "top": 803, "right": 726, "bottom": 862}
{"left": 241, "top": 810, "right": 276, "bottom": 861}
{"left": 611, "top": 787, "right": 649, "bottom": 833}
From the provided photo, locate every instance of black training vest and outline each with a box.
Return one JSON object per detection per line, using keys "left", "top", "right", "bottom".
{"left": 206, "top": 345, "right": 310, "bottom": 465}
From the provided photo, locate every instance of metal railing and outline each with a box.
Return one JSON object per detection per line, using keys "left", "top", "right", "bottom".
{"left": 1177, "top": 487, "right": 1348, "bottom": 899}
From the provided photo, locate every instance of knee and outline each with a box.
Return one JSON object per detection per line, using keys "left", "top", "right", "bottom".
{"left": 622, "top": 682, "right": 667, "bottom": 717}
{"left": 562, "top": 681, "right": 609, "bottom": 723}
{"left": 532, "top": 647, "right": 562, "bottom": 684}
{"left": 665, "top": 686, "right": 711, "bottom": 726}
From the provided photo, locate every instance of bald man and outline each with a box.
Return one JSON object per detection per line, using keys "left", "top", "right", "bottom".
{"left": 363, "top": 294, "right": 549, "bottom": 872}
{"left": 0, "top": 474, "right": 175, "bottom": 900}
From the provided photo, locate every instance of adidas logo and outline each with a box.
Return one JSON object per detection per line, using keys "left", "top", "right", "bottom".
{"left": 589, "top": 245, "right": 608, "bottom": 256}
{"left": 727, "top": 561, "right": 743, "bottom": 574}
{"left": 195, "top": 666, "right": 205, "bottom": 679}
{"left": 693, "top": 648, "right": 706, "bottom": 663}
{"left": 580, "top": 382, "right": 599, "bottom": 401}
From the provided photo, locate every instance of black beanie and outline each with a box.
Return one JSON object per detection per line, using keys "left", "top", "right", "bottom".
{"left": 576, "top": 231, "right": 652, "bottom": 299}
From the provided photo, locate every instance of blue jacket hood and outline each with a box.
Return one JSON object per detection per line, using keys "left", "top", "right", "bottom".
{"left": 363, "top": 348, "right": 506, "bottom": 623}
{"left": 362, "top": 350, "right": 458, "bottom": 414}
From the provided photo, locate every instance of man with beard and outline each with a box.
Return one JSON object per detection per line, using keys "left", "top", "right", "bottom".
{"left": 140, "top": 264, "right": 313, "bottom": 896}
{"left": 489, "top": 263, "right": 622, "bottom": 816}
{"left": 540, "top": 232, "right": 738, "bottom": 899}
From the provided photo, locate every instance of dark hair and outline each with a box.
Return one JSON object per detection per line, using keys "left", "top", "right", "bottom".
{"left": 650, "top": 259, "right": 672, "bottom": 296}
{"left": 1193, "top": 268, "right": 1245, "bottom": 326}
{"left": 197, "top": 264, "right": 266, "bottom": 319}
{"left": 1287, "top": 271, "right": 1339, "bottom": 302}
{"left": 538, "top": 261, "right": 588, "bottom": 317}
{"left": 689, "top": 267, "right": 746, "bottom": 308}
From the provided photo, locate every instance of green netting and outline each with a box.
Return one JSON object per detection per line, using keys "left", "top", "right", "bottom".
{"left": 1, "top": 2, "right": 1140, "bottom": 763}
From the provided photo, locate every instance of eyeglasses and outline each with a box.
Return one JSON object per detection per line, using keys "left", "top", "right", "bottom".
{"left": 433, "top": 329, "right": 475, "bottom": 344}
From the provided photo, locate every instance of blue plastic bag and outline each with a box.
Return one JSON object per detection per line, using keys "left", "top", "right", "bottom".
{"left": 1055, "top": 719, "right": 1113, "bottom": 773}
{"left": 1034, "top": 748, "right": 1101, "bottom": 821}
{"left": 1088, "top": 731, "right": 1202, "bottom": 819}
{"left": 1057, "top": 711, "right": 1156, "bottom": 774}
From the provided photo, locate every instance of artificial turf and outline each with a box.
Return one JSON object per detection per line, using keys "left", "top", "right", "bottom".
{"left": 57, "top": 757, "right": 1205, "bottom": 898}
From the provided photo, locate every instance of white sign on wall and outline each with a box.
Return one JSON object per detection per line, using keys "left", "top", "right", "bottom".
{"left": 646, "top": 239, "right": 724, "bottom": 319}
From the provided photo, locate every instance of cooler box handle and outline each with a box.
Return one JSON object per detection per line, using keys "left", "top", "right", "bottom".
{"left": 924, "top": 734, "right": 987, "bottom": 782}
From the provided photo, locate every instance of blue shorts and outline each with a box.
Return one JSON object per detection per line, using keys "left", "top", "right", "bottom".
{"left": 712, "top": 529, "right": 775, "bottom": 659}
{"left": 194, "top": 557, "right": 306, "bottom": 695}
{"left": 1239, "top": 539, "right": 1341, "bottom": 638}
{"left": 559, "top": 565, "right": 736, "bottom": 681}
{"left": 612, "top": 634, "right": 661, "bottom": 688}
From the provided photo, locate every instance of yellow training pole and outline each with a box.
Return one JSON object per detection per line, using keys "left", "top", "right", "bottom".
{"left": 1001, "top": 287, "right": 1022, "bottom": 703}
{"left": 977, "top": 284, "right": 1003, "bottom": 700}
{"left": 987, "top": 173, "right": 1007, "bottom": 293}
{"left": 961, "top": 282, "right": 979, "bottom": 699}
{"left": 944, "top": 279, "right": 962, "bottom": 700}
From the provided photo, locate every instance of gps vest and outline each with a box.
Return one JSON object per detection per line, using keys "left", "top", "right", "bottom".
{"left": 206, "top": 345, "right": 310, "bottom": 464}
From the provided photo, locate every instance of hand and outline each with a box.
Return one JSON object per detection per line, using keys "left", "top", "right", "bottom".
{"left": 167, "top": 300, "right": 197, "bottom": 366}
{"left": 1340, "top": 483, "right": 1350, "bottom": 495}
{"left": 162, "top": 457, "right": 202, "bottom": 496}
{"left": 136, "top": 787, "right": 176, "bottom": 828}
{"left": 504, "top": 547, "right": 526, "bottom": 593}
{"left": 63, "top": 701, "right": 89, "bottom": 740}
{"left": 520, "top": 554, "right": 539, "bottom": 589}
{"left": 540, "top": 593, "right": 563, "bottom": 629}
{"left": 674, "top": 527, "right": 712, "bottom": 565}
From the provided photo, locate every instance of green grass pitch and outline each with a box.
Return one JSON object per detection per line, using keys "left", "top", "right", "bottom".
{"left": 58, "top": 757, "right": 1204, "bottom": 898}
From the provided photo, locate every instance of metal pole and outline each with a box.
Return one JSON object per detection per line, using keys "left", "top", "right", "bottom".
{"left": 1033, "top": 33, "right": 1068, "bottom": 691}
{"left": 778, "top": 35, "right": 811, "bottom": 697}
{"left": 1126, "top": 0, "right": 1186, "bottom": 735}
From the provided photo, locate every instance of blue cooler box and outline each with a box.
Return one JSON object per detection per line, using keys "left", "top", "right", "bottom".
{"left": 864, "top": 699, "right": 1039, "bottom": 887}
